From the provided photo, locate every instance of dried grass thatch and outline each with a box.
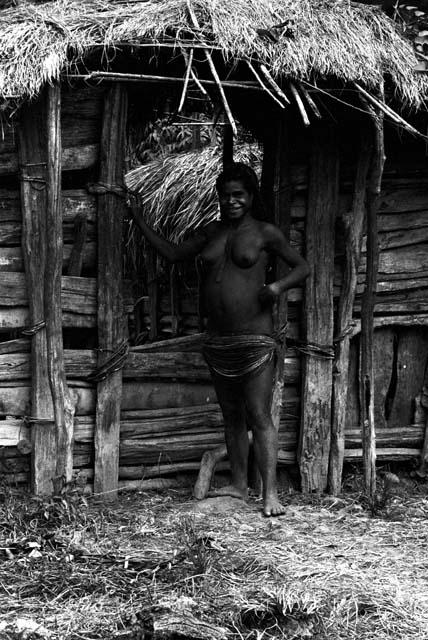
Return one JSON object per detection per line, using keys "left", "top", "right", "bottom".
{"left": 125, "top": 142, "right": 261, "bottom": 242}
{"left": 1, "top": 478, "right": 428, "bottom": 639}
{"left": 0, "top": 0, "right": 426, "bottom": 106}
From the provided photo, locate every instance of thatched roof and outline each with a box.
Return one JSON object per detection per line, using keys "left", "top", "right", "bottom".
{"left": 0, "top": 0, "right": 426, "bottom": 106}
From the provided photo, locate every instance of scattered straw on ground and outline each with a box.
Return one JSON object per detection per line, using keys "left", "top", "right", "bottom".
{"left": 0, "top": 475, "right": 428, "bottom": 639}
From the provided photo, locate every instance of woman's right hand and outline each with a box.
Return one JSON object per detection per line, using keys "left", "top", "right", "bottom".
{"left": 126, "top": 192, "right": 139, "bottom": 211}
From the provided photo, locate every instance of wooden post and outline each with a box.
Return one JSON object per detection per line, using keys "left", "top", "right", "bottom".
{"left": 360, "top": 102, "right": 385, "bottom": 499}
{"left": 170, "top": 265, "right": 180, "bottom": 337}
{"left": 222, "top": 124, "right": 233, "bottom": 168}
{"left": 299, "top": 126, "right": 338, "bottom": 493}
{"left": 147, "top": 247, "right": 159, "bottom": 341}
{"left": 329, "top": 131, "right": 371, "bottom": 495}
{"left": 45, "top": 84, "right": 76, "bottom": 489}
{"left": 67, "top": 212, "right": 88, "bottom": 276}
{"left": 94, "top": 84, "right": 127, "bottom": 499}
{"left": 18, "top": 94, "right": 55, "bottom": 495}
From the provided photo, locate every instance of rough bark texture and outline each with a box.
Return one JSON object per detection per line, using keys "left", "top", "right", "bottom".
{"left": 360, "top": 105, "right": 385, "bottom": 499}
{"left": 45, "top": 84, "right": 76, "bottom": 489}
{"left": 94, "top": 83, "right": 127, "bottom": 499}
{"left": 329, "top": 132, "right": 371, "bottom": 495}
{"left": 299, "top": 126, "right": 338, "bottom": 492}
{"left": 17, "top": 93, "right": 55, "bottom": 495}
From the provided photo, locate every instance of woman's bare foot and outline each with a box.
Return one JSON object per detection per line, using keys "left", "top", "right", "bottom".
{"left": 263, "top": 493, "right": 286, "bottom": 517}
{"left": 208, "top": 485, "right": 248, "bottom": 500}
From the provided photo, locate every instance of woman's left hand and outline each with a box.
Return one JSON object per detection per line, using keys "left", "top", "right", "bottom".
{"left": 259, "top": 283, "right": 281, "bottom": 306}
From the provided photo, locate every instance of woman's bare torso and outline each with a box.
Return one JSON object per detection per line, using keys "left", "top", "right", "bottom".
{"left": 198, "top": 218, "right": 273, "bottom": 335}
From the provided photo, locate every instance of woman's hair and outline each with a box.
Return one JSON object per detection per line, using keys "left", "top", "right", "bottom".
{"left": 215, "top": 162, "right": 267, "bottom": 221}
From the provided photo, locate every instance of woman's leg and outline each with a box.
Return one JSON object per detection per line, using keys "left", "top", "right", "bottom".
{"left": 243, "top": 362, "right": 286, "bottom": 516}
{"left": 209, "top": 375, "right": 249, "bottom": 499}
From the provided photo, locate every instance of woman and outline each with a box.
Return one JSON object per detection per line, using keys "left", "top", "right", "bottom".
{"left": 130, "top": 163, "right": 309, "bottom": 516}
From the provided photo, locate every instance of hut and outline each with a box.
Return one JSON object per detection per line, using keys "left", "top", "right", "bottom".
{"left": 0, "top": 0, "right": 427, "bottom": 498}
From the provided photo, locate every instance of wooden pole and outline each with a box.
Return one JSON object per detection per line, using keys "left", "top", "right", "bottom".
{"left": 17, "top": 94, "right": 55, "bottom": 495}
{"left": 147, "top": 247, "right": 159, "bottom": 341}
{"left": 360, "top": 100, "right": 385, "bottom": 499}
{"left": 45, "top": 84, "right": 76, "bottom": 490}
{"left": 329, "top": 131, "right": 371, "bottom": 495}
{"left": 299, "top": 125, "right": 339, "bottom": 493}
{"left": 222, "top": 124, "right": 234, "bottom": 168}
{"left": 94, "top": 83, "right": 127, "bottom": 500}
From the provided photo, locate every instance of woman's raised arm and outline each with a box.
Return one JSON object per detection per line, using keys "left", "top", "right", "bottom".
{"left": 129, "top": 196, "right": 211, "bottom": 263}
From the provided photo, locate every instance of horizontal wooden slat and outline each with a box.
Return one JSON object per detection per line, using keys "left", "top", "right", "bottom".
{"left": 0, "top": 273, "right": 96, "bottom": 309}
{"left": 0, "top": 338, "right": 30, "bottom": 354}
{"left": 0, "top": 243, "right": 96, "bottom": 272}
{"left": 344, "top": 447, "right": 421, "bottom": 459}
{"left": 378, "top": 187, "right": 428, "bottom": 214}
{"left": 0, "top": 274, "right": 133, "bottom": 328}
{"left": 0, "top": 219, "right": 96, "bottom": 247}
{"left": 0, "top": 308, "right": 97, "bottom": 329}
{"left": 0, "top": 189, "right": 96, "bottom": 224}
{"left": 378, "top": 210, "right": 428, "bottom": 232}
{"left": 0, "top": 419, "right": 29, "bottom": 446}
{"left": 0, "top": 144, "right": 99, "bottom": 176}
{"left": 360, "top": 244, "right": 428, "bottom": 275}
{"left": 0, "top": 348, "right": 300, "bottom": 386}
{"left": 0, "top": 380, "right": 219, "bottom": 416}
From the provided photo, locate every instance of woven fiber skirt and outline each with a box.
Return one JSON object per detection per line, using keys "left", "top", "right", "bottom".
{"left": 202, "top": 333, "right": 277, "bottom": 383}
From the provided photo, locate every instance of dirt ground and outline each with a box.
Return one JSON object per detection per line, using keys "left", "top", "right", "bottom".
{"left": 0, "top": 469, "right": 428, "bottom": 640}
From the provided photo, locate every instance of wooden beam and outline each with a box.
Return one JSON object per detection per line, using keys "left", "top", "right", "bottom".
{"left": 45, "top": 84, "right": 76, "bottom": 491}
{"left": 329, "top": 130, "right": 371, "bottom": 495}
{"left": 94, "top": 83, "right": 127, "bottom": 500}
{"left": 360, "top": 99, "right": 385, "bottom": 499}
{"left": 66, "top": 72, "right": 259, "bottom": 93}
{"left": 17, "top": 93, "right": 55, "bottom": 495}
{"left": 299, "top": 126, "right": 338, "bottom": 492}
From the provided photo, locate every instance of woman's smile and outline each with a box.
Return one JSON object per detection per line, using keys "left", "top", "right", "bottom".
{"left": 219, "top": 179, "right": 254, "bottom": 220}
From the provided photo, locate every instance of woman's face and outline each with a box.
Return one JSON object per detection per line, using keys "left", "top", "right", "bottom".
{"left": 218, "top": 180, "right": 253, "bottom": 221}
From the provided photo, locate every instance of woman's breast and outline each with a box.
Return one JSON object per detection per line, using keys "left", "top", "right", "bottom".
{"left": 199, "top": 233, "right": 263, "bottom": 271}
{"left": 230, "top": 241, "right": 260, "bottom": 269}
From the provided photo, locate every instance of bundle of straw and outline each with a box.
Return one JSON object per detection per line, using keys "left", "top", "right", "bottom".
{"left": 125, "top": 143, "right": 261, "bottom": 242}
